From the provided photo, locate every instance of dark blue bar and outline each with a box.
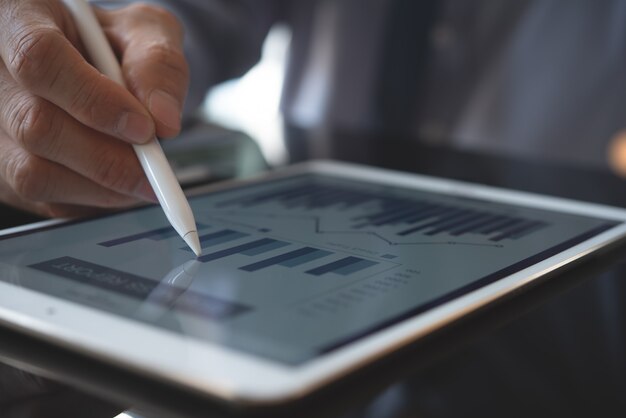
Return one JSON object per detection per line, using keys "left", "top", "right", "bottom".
{"left": 100, "top": 224, "right": 211, "bottom": 247}
{"left": 371, "top": 206, "right": 431, "bottom": 226}
{"left": 508, "top": 221, "right": 549, "bottom": 239}
{"left": 99, "top": 227, "right": 173, "bottom": 247}
{"left": 419, "top": 209, "right": 474, "bottom": 230}
{"left": 397, "top": 208, "right": 467, "bottom": 236}
{"left": 279, "top": 249, "right": 332, "bottom": 267}
{"left": 306, "top": 256, "right": 364, "bottom": 276}
{"left": 335, "top": 259, "right": 378, "bottom": 275}
{"left": 355, "top": 201, "right": 414, "bottom": 221}
{"left": 491, "top": 221, "right": 547, "bottom": 242}
{"left": 150, "top": 223, "right": 210, "bottom": 241}
{"left": 240, "top": 240, "right": 289, "bottom": 255}
{"left": 425, "top": 211, "right": 485, "bottom": 236}
{"left": 240, "top": 247, "right": 319, "bottom": 272}
{"left": 403, "top": 205, "right": 454, "bottom": 224}
{"left": 480, "top": 218, "right": 524, "bottom": 234}
{"left": 353, "top": 206, "right": 420, "bottom": 229}
{"left": 449, "top": 215, "right": 508, "bottom": 236}
{"left": 369, "top": 204, "right": 421, "bottom": 221}
{"left": 198, "top": 238, "right": 279, "bottom": 263}
{"left": 199, "top": 229, "right": 248, "bottom": 248}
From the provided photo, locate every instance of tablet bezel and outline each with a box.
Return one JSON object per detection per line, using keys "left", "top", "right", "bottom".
{"left": 1, "top": 160, "right": 626, "bottom": 405}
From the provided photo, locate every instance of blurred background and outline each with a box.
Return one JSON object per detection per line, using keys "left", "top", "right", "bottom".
{"left": 201, "top": 25, "right": 291, "bottom": 167}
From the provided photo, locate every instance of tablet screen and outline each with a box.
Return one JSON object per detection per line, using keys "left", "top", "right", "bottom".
{"left": 0, "top": 173, "right": 618, "bottom": 365}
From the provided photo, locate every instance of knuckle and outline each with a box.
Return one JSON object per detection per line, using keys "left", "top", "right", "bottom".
{"left": 131, "top": 3, "right": 181, "bottom": 27}
{"left": 11, "top": 98, "right": 60, "bottom": 155}
{"left": 145, "top": 43, "right": 189, "bottom": 86}
{"left": 147, "top": 42, "right": 187, "bottom": 71}
{"left": 8, "top": 28, "right": 63, "bottom": 90}
{"left": 68, "top": 76, "right": 102, "bottom": 117}
{"left": 10, "top": 154, "right": 49, "bottom": 201}
{"left": 92, "top": 149, "right": 143, "bottom": 194}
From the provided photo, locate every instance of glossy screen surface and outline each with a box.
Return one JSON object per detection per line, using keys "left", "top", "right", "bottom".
{"left": 0, "top": 174, "right": 618, "bottom": 364}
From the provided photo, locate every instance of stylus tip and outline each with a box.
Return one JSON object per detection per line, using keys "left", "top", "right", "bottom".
{"left": 183, "top": 230, "right": 202, "bottom": 257}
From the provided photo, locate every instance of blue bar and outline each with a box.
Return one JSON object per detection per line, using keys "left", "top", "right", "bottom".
{"left": 100, "top": 223, "right": 212, "bottom": 247}
{"left": 335, "top": 259, "right": 378, "bottom": 275}
{"left": 403, "top": 205, "right": 453, "bottom": 224}
{"left": 99, "top": 227, "right": 171, "bottom": 247}
{"left": 306, "top": 256, "right": 364, "bottom": 276}
{"left": 198, "top": 238, "right": 282, "bottom": 263}
{"left": 397, "top": 208, "right": 466, "bottom": 236}
{"left": 240, "top": 247, "right": 325, "bottom": 272}
{"left": 480, "top": 218, "right": 523, "bottom": 234}
{"left": 491, "top": 221, "right": 547, "bottom": 242}
{"left": 199, "top": 230, "right": 248, "bottom": 248}
{"left": 353, "top": 204, "right": 426, "bottom": 229}
{"left": 351, "top": 199, "right": 406, "bottom": 221}
{"left": 381, "top": 254, "right": 397, "bottom": 259}
{"left": 280, "top": 249, "right": 332, "bottom": 267}
{"left": 240, "top": 240, "right": 289, "bottom": 255}
{"left": 369, "top": 204, "right": 421, "bottom": 221}
{"left": 508, "top": 221, "right": 548, "bottom": 239}
{"left": 449, "top": 215, "right": 508, "bottom": 236}
{"left": 424, "top": 211, "right": 484, "bottom": 236}
{"left": 371, "top": 206, "right": 430, "bottom": 226}
{"left": 419, "top": 209, "right": 474, "bottom": 231}
{"left": 151, "top": 223, "right": 210, "bottom": 241}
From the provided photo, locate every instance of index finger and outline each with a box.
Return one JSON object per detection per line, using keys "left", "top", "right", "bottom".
{"left": 0, "top": 2, "right": 155, "bottom": 144}
{"left": 101, "top": 3, "right": 189, "bottom": 139}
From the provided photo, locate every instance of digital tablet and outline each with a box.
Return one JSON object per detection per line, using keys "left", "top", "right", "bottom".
{"left": 0, "top": 161, "right": 625, "bottom": 405}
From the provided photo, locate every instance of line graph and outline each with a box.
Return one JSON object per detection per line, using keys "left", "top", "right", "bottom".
{"left": 213, "top": 178, "right": 549, "bottom": 248}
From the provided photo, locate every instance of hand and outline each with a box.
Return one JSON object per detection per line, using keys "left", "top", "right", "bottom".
{"left": 0, "top": 0, "right": 189, "bottom": 218}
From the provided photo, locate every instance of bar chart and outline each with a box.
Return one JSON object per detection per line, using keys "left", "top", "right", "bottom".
{"left": 14, "top": 171, "right": 619, "bottom": 366}
{"left": 216, "top": 179, "right": 549, "bottom": 244}
{"left": 99, "top": 225, "right": 386, "bottom": 277}
{"left": 99, "top": 223, "right": 210, "bottom": 247}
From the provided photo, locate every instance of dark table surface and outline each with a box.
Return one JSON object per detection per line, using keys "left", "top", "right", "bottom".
{"left": 2, "top": 135, "right": 626, "bottom": 418}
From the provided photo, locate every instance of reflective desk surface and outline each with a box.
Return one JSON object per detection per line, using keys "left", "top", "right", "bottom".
{"left": 2, "top": 134, "right": 626, "bottom": 418}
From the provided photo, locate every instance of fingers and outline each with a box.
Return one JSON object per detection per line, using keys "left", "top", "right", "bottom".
{"left": 0, "top": 0, "right": 155, "bottom": 144}
{"left": 99, "top": 4, "right": 189, "bottom": 138}
{"left": 0, "top": 0, "right": 186, "bottom": 215}
{"left": 0, "top": 139, "right": 147, "bottom": 209}
{"left": 0, "top": 59, "right": 156, "bottom": 201}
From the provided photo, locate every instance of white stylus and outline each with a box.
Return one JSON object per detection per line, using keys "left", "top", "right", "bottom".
{"left": 63, "top": 0, "right": 202, "bottom": 256}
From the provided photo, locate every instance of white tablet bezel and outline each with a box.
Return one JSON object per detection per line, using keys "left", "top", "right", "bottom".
{"left": 0, "top": 160, "right": 625, "bottom": 405}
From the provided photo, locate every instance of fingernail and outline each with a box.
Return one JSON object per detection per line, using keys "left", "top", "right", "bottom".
{"left": 117, "top": 112, "right": 154, "bottom": 144}
{"left": 149, "top": 90, "right": 181, "bottom": 132}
